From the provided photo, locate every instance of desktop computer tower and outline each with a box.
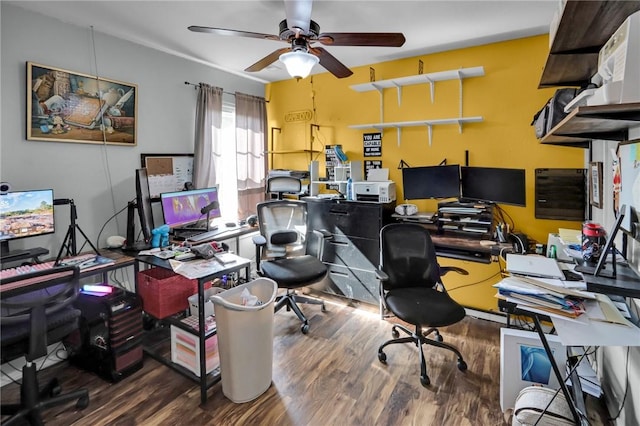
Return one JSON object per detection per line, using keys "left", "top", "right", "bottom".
{"left": 67, "top": 286, "right": 144, "bottom": 382}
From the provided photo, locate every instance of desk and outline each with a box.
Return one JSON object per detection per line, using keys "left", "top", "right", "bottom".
{"left": 581, "top": 262, "right": 640, "bottom": 299}
{"left": 509, "top": 292, "right": 640, "bottom": 425}
{"left": 135, "top": 253, "right": 251, "bottom": 404}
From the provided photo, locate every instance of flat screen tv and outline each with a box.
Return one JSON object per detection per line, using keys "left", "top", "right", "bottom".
{"left": 160, "top": 187, "right": 220, "bottom": 230}
{"left": 461, "top": 166, "right": 526, "bottom": 207}
{"left": 0, "top": 189, "right": 55, "bottom": 257}
{"left": 402, "top": 165, "right": 461, "bottom": 200}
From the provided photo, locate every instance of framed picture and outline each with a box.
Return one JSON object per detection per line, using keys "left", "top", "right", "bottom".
{"left": 589, "top": 161, "right": 603, "bottom": 208}
{"left": 27, "top": 62, "right": 137, "bottom": 146}
{"left": 500, "top": 328, "right": 567, "bottom": 412}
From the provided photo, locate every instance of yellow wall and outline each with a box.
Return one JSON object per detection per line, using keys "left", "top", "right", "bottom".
{"left": 266, "top": 35, "right": 585, "bottom": 313}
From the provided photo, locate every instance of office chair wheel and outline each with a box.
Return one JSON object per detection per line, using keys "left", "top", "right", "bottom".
{"left": 301, "top": 323, "right": 310, "bottom": 334}
{"left": 420, "top": 375, "right": 430, "bottom": 387}
{"left": 321, "top": 303, "right": 327, "bottom": 313}
{"left": 391, "top": 327, "right": 400, "bottom": 339}
{"left": 50, "top": 378, "right": 61, "bottom": 397}
{"left": 457, "top": 359, "right": 467, "bottom": 371}
{"left": 377, "top": 351, "right": 387, "bottom": 364}
{"left": 434, "top": 331, "right": 443, "bottom": 342}
{"left": 76, "top": 395, "right": 89, "bottom": 410}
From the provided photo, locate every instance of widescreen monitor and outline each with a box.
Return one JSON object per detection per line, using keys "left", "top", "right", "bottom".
{"left": 461, "top": 166, "right": 526, "bottom": 207}
{"left": 135, "top": 168, "right": 155, "bottom": 242}
{"left": 160, "top": 187, "right": 220, "bottom": 229}
{"left": 402, "top": 165, "right": 461, "bottom": 200}
{"left": 0, "top": 189, "right": 55, "bottom": 254}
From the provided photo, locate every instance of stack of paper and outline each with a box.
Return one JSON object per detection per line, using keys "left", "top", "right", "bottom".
{"left": 494, "top": 276, "right": 595, "bottom": 319}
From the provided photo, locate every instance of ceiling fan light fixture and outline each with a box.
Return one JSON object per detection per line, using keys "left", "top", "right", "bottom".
{"left": 279, "top": 51, "right": 319, "bottom": 79}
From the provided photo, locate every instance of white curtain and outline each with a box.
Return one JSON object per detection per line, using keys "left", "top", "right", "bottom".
{"left": 235, "top": 92, "right": 267, "bottom": 217}
{"left": 192, "top": 83, "right": 223, "bottom": 188}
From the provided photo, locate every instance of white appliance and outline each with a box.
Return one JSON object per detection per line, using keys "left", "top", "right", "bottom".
{"left": 352, "top": 181, "right": 396, "bottom": 203}
{"left": 588, "top": 10, "right": 640, "bottom": 106}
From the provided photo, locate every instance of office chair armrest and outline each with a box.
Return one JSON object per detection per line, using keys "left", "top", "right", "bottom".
{"left": 252, "top": 234, "right": 267, "bottom": 246}
{"left": 375, "top": 268, "right": 389, "bottom": 281}
{"left": 440, "top": 266, "right": 468, "bottom": 276}
{"left": 311, "top": 229, "right": 332, "bottom": 260}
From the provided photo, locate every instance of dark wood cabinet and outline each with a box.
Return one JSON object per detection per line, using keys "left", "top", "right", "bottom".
{"left": 305, "top": 198, "right": 395, "bottom": 306}
{"left": 540, "top": 1, "right": 640, "bottom": 88}
{"left": 538, "top": 1, "right": 640, "bottom": 147}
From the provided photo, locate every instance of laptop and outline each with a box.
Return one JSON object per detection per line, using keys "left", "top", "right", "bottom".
{"left": 506, "top": 253, "right": 564, "bottom": 279}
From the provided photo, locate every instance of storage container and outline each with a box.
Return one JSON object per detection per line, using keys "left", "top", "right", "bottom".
{"left": 137, "top": 268, "right": 208, "bottom": 319}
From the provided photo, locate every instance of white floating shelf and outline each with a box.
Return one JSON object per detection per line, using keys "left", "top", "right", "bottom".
{"left": 349, "top": 116, "right": 483, "bottom": 146}
{"left": 350, "top": 66, "right": 484, "bottom": 104}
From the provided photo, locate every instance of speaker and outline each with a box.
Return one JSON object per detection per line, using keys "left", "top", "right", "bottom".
{"left": 535, "top": 168, "right": 586, "bottom": 221}
{"left": 0, "top": 182, "right": 11, "bottom": 194}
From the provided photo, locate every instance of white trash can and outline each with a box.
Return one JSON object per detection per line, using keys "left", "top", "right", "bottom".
{"left": 210, "top": 278, "right": 278, "bottom": 403}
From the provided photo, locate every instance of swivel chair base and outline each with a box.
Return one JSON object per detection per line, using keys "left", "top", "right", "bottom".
{"left": 377, "top": 323, "right": 467, "bottom": 387}
{"left": 274, "top": 289, "right": 326, "bottom": 334}
{"left": 1, "top": 362, "right": 89, "bottom": 426}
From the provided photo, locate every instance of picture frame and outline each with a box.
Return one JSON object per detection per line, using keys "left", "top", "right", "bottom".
{"left": 27, "top": 62, "right": 137, "bottom": 146}
{"left": 589, "top": 161, "right": 603, "bottom": 208}
{"left": 500, "top": 328, "right": 567, "bottom": 412}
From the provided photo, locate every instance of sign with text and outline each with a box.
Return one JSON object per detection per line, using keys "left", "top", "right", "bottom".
{"left": 365, "top": 160, "right": 383, "bottom": 178}
{"left": 363, "top": 132, "right": 382, "bottom": 157}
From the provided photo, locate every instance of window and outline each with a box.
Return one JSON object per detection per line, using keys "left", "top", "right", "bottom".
{"left": 214, "top": 100, "right": 238, "bottom": 222}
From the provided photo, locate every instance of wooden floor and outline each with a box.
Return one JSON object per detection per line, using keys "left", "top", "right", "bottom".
{"left": 1, "top": 299, "right": 507, "bottom": 426}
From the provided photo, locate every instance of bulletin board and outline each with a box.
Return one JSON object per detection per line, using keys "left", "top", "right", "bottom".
{"left": 140, "top": 153, "right": 194, "bottom": 200}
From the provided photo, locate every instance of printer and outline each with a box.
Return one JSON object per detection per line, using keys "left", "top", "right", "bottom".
{"left": 352, "top": 181, "right": 396, "bottom": 203}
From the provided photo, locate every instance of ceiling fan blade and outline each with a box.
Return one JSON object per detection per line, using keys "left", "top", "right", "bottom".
{"left": 188, "top": 25, "right": 281, "bottom": 42}
{"left": 245, "top": 47, "right": 292, "bottom": 72}
{"left": 284, "top": 0, "right": 313, "bottom": 34}
{"left": 318, "top": 32, "right": 406, "bottom": 47}
{"left": 310, "top": 47, "right": 353, "bottom": 78}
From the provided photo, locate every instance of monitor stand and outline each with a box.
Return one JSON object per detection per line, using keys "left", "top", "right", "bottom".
{"left": 0, "top": 246, "right": 49, "bottom": 264}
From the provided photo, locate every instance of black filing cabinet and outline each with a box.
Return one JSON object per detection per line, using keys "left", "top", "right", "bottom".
{"left": 304, "top": 198, "right": 395, "bottom": 306}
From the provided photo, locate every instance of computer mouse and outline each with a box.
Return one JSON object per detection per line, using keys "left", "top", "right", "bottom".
{"left": 225, "top": 222, "right": 236, "bottom": 228}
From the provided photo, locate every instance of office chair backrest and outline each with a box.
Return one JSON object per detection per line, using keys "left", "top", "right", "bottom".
{"left": 267, "top": 176, "right": 301, "bottom": 200}
{"left": 256, "top": 199, "right": 308, "bottom": 259}
{"left": 1, "top": 266, "right": 80, "bottom": 361}
{"left": 380, "top": 223, "right": 441, "bottom": 289}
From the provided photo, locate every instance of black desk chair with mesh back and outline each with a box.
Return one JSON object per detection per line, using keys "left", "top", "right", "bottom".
{"left": 253, "top": 176, "right": 328, "bottom": 334}
{"left": 1, "top": 265, "right": 89, "bottom": 425}
{"left": 376, "top": 223, "right": 468, "bottom": 387}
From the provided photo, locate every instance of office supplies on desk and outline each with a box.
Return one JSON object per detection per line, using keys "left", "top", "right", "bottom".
{"left": 506, "top": 253, "right": 564, "bottom": 279}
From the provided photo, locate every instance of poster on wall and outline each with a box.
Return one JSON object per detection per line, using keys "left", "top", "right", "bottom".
{"left": 27, "top": 62, "right": 137, "bottom": 146}
{"left": 365, "top": 160, "right": 383, "bottom": 179}
{"left": 618, "top": 141, "right": 640, "bottom": 232}
{"left": 363, "top": 132, "right": 382, "bottom": 157}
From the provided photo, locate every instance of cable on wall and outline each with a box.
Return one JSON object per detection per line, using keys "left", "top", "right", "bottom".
{"left": 88, "top": 25, "right": 122, "bottom": 243}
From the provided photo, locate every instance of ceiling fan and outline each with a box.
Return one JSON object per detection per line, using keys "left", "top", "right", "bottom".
{"left": 188, "top": 0, "right": 406, "bottom": 79}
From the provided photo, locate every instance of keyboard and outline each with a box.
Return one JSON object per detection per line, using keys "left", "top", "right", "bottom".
{"left": 0, "top": 261, "right": 56, "bottom": 281}
{"left": 187, "top": 228, "right": 225, "bottom": 243}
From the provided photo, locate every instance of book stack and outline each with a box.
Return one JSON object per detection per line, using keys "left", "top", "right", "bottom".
{"left": 494, "top": 276, "right": 591, "bottom": 319}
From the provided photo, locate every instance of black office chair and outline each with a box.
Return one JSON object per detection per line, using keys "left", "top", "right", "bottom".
{"left": 253, "top": 176, "right": 328, "bottom": 334}
{"left": 376, "top": 223, "right": 468, "bottom": 387}
{"left": 1, "top": 266, "right": 89, "bottom": 425}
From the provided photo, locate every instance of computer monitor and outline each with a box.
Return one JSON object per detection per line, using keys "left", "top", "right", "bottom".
{"left": 160, "top": 187, "right": 220, "bottom": 230}
{"left": 461, "top": 166, "right": 526, "bottom": 207}
{"left": 123, "top": 169, "right": 154, "bottom": 251}
{"left": 0, "top": 189, "right": 55, "bottom": 257}
{"left": 401, "top": 165, "right": 461, "bottom": 200}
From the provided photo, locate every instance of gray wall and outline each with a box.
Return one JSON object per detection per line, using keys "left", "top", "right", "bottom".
{"left": 1, "top": 3, "right": 264, "bottom": 256}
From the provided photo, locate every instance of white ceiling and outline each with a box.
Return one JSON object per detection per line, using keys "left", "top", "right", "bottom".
{"left": 8, "top": 0, "right": 559, "bottom": 83}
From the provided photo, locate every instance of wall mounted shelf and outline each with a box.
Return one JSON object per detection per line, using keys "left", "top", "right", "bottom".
{"left": 540, "top": 102, "right": 640, "bottom": 148}
{"left": 349, "top": 117, "right": 483, "bottom": 147}
{"left": 350, "top": 66, "right": 484, "bottom": 104}
{"left": 349, "top": 66, "right": 484, "bottom": 146}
